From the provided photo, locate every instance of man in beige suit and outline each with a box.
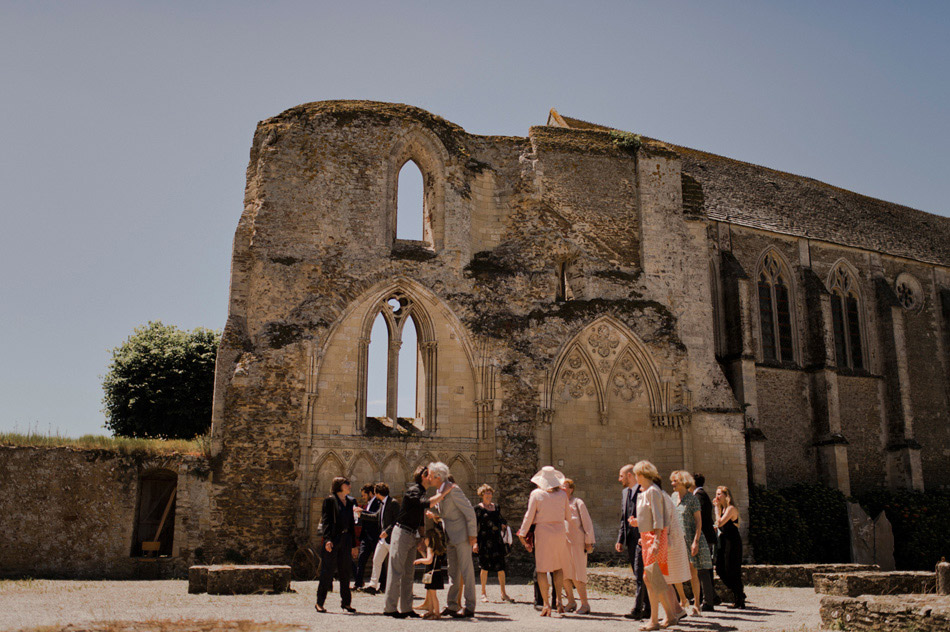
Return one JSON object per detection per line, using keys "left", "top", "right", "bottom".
{"left": 427, "top": 462, "right": 478, "bottom": 618}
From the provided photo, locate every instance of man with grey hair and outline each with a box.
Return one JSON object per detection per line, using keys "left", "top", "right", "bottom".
{"left": 427, "top": 461, "right": 478, "bottom": 618}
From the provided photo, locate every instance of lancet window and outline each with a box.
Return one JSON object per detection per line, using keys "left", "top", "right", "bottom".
{"left": 757, "top": 251, "right": 795, "bottom": 363}
{"left": 829, "top": 264, "right": 864, "bottom": 370}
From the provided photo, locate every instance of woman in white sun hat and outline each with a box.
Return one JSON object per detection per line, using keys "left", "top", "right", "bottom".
{"left": 517, "top": 466, "right": 575, "bottom": 617}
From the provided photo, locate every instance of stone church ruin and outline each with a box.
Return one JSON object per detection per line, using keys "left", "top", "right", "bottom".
{"left": 205, "top": 100, "right": 950, "bottom": 564}
{"left": 3, "top": 100, "right": 949, "bottom": 576}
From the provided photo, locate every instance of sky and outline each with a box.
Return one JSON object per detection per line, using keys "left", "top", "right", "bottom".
{"left": 1, "top": 1, "right": 948, "bottom": 437}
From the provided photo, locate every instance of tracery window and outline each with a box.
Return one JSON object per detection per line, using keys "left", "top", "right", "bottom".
{"left": 895, "top": 273, "right": 922, "bottom": 312}
{"left": 829, "top": 264, "right": 864, "bottom": 370}
{"left": 757, "top": 252, "right": 795, "bottom": 363}
{"left": 359, "top": 291, "right": 437, "bottom": 432}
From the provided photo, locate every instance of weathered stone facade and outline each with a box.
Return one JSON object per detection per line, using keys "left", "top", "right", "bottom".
{"left": 207, "top": 100, "right": 950, "bottom": 563}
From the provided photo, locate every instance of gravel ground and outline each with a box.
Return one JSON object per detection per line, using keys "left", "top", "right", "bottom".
{"left": 0, "top": 579, "right": 823, "bottom": 632}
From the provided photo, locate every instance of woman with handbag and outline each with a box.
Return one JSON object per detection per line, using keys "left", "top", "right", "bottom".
{"left": 518, "top": 466, "right": 574, "bottom": 617}
{"left": 629, "top": 461, "right": 686, "bottom": 631}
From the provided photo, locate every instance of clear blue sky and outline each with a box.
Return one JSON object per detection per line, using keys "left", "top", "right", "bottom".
{"left": 1, "top": 1, "right": 947, "bottom": 437}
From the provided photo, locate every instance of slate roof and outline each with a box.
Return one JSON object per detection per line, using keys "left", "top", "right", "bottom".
{"left": 551, "top": 112, "right": 950, "bottom": 267}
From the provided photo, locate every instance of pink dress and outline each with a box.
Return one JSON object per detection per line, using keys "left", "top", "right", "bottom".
{"left": 566, "top": 496, "right": 595, "bottom": 583}
{"left": 519, "top": 488, "right": 575, "bottom": 574}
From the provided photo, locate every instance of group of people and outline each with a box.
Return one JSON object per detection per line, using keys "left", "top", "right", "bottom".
{"left": 610, "top": 462, "right": 745, "bottom": 630}
{"left": 313, "top": 459, "right": 744, "bottom": 629}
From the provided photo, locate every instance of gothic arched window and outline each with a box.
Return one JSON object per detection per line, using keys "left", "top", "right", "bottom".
{"left": 756, "top": 251, "right": 795, "bottom": 363}
{"left": 358, "top": 291, "right": 437, "bottom": 433}
{"left": 829, "top": 264, "right": 864, "bottom": 370}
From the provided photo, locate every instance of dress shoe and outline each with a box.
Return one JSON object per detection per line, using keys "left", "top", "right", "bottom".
{"left": 342, "top": 605, "right": 356, "bottom": 613}
{"left": 701, "top": 604, "right": 716, "bottom": 612}
{"left": 441, "top": 607, "right": 458, "bottom": 617}
{"left": 314, "top": 604, "right": 327, "bottom": 613}
{"left": 624, "top": 610, "right": 645, "bottom": 620}
{"left": 404, "top": 611, "right": 421, "bottom": 618}
{"left": 458, "top": 609, "right": 475, "bottom": 618}
{"left": 363, "top": 586, "right": 378, "bottom": 595}
{"left": 383, "top": 611, "right": 401, "bottom": 618}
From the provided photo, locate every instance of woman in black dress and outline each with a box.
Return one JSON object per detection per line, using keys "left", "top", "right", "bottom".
{"left": 713, "top": 485, "right": 745, "bottom": 609}
{"left": 473, "top": 484, "right": 513, "bottom": 603}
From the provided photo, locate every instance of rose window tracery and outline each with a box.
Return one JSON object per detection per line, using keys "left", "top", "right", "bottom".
{"left": 588, "top": 325, "right": 620, "bottom": 358}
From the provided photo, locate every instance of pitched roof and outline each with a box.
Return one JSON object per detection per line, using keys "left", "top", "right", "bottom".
{"left": 548, "top": 109, "right": 950, "bottom": 267}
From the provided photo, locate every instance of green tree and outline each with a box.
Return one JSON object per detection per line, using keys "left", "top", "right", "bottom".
{"left": 102, "top": 321, "right": 220, "bottom": 439}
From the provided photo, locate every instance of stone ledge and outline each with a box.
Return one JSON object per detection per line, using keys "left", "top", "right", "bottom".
{"left": 588, "top": 563, "right": 879, "bottom": 597}
{"left": 188, "top": 565, "right": 291, "bottom": 595}
{"left": 814, "top": 571, "right": 936, "bottom": 597}
{"left": 820, "top": 594, "right": 950, "bottom": 631}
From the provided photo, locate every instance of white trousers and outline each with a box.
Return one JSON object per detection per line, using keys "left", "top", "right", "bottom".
{"left": 366, "top": 537, "right": 390, "bottom": 589}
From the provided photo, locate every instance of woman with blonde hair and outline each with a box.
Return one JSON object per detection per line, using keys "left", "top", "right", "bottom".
{"left": 518, "top": 466, "right": 574, "bottom": 617}
{"left": 474, "top": 483, "right": 513, "bottom": 603}
{"left": 713, "top": 486, "right": 745, "bottom": 608}
{"left": 628, "top": 461, "right": 687, "bottom": 631}
{"left": 561, "top": 478, "right": 595, "bottom": 614}
{"left": 670, "top": 470, "right": 714, "bottom": 616}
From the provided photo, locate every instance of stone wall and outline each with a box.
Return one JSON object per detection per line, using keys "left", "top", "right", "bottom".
{"left": 0, "top": 446, "right": 209, "bottom": 579}
{"left": 821, "top": 594, "right": 950, "bottom": 631}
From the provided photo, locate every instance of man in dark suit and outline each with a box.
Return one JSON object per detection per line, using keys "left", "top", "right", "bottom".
{"left": 693, "top": 473, "right": 719, "bottom": 610}
{"left": 353, "top": 484, "right": 380, "bottom": 589}
{"left": 360, "top": 482, "right": 399, "bottom": 594}
{"left": 616, "top": 463, "right": 650, "bottom": 619}
{"left": 315, "top": 476, "right": 359, "bottom": 613}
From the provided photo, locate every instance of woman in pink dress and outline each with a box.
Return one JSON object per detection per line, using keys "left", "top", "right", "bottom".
{"left": 561, "top": 478, "right": 595, "bottom": 615}
{"left": 518, "top": 466, "right": 574, "bottom": 617}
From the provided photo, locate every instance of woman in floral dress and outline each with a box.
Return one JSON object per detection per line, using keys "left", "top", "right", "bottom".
{"left": 670, "top": 470, "right": 714, "bottom": 616}
{"left": 474, "top": 484, "right": 513, "bottom": 603}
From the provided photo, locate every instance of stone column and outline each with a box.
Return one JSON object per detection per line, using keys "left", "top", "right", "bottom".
{"left": 386, "top": 338, "right": 401, "bottom": 422}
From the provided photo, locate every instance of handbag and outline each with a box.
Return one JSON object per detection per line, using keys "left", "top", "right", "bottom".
{"left": 643, "top": 560, "right": 668, "bottom": 595}
{"left": 421, "top": 570, "right": 434, "bottom": 584}
{"left": 525, "top": 524, "right": 536, "bottom": 549}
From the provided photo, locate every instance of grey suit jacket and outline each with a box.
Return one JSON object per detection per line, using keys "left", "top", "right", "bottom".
{"left": 435, "top": 486, "right": 477, "bottom": 545}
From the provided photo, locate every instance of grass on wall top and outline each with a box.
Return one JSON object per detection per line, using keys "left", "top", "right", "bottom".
{"left": 0, "top": 431, "right": 208, "bottom": 457}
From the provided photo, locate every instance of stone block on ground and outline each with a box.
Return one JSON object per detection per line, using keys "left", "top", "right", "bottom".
{"left": 189, "top": 564, "right": 291, "bottom": 595}
{"left": 188, "top": 565, "right": 210, "bottom": 594}
{"left": 814, "top": 570, "right": 936, "bottom": 597}
{"left": 820, "top": 594, "right": 950, "bottom": 631}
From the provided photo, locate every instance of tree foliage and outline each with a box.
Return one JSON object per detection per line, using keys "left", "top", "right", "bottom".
{"left": 102, "top": 321, "right": 219, "bottom": 439}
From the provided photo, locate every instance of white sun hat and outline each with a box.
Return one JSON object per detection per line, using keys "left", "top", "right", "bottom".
{"left": 531, "top": 466, "right": 566, "bottom": 490}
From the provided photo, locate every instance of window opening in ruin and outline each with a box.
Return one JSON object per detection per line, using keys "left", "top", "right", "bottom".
{"left": 829, "top": 264, "right": 864, "bottom": 370}
{"left": 757, "top": 253, "right": 795, "bottom": 363}
{"left": 366, "top": 314, "right": 389, "bottom": 418}
{"left": 556, "top": 260, "right": 575, "bottom": 302}
{"left": 396, "top": 160, "right": 424, "bottom": 242}
{"left": 398, "top": 315, "right": 420, "bottom": 419}
{"left": 132, "top": 469, "right": 177, "bottom": 557}
{"left": 363, "top": 293, "right": 426, "bottom": 431}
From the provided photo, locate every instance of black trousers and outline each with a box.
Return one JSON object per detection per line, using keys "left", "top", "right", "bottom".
{"left": 627, "top": 540, "right": 651, "bottom": 616}
{"left": 353, "top": 537, "right": 377, "bottom": 587}
{"left": 317, "top": 534, "right": 353, "bottom": 607}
